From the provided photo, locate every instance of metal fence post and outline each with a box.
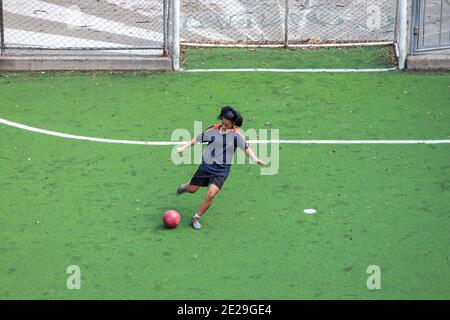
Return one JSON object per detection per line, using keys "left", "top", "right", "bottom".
{"left": 0, "top": 0, "right": 5, "bottom": 55}
{"left": 284, "top": 0, "right": 289, "bottom": 48}
{"left": 163, "top": 0, "right": 169, "bottom": 56}
{"left": 409, "top": 0, "right": 419, "bottom": 55}
{"left": 393, "top": 0, "right": 400, "bottom": 44}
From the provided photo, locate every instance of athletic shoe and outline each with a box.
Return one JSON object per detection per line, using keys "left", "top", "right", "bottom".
{"left": 176, "top": 183, "right": 188, "bottom": 195}
{"left": 191, "top": 217, "right": 201, "bottom": 230}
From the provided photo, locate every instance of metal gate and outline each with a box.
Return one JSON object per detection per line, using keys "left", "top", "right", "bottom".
{"left": 411, "top": 0, "right": 450, "bottom": 53}
{"left": 0, "top": 0, "right": 170, "bottom": 56}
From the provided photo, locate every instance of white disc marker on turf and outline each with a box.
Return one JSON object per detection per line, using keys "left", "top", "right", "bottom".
{"left": 304, "top": 208, "right": 317, "bottom": 215}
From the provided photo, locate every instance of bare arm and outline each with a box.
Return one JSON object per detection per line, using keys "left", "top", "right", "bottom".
{"left": 235, "top": 130, "right": 265, "bottom": 166}
{"left": 245, "top": 146, "right": 265, "bottom": 165}
{"left": 177, "top": 127, "right": 217, "bottom": 153}
{"left": 175, "top": 138, "right": 196, "bottom": 153}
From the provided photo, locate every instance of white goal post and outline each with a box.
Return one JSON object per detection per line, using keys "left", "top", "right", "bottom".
{"left": 172, "top": 0, "right": 181, "bottom": 71}
{"left": 397, "top": 0, "right": 408, "bottom": 70}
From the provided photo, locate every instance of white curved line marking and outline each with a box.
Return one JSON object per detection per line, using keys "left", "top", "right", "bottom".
{"left": 0, "top": 117, "right": 177, "bottom": 145}
{"left": 1, "top": 117, "right": 450, "bottom": 145}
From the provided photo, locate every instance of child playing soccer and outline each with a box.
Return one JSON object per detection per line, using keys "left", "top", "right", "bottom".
{"left": 175, "top": 106, "right": 264, "bottom": 230}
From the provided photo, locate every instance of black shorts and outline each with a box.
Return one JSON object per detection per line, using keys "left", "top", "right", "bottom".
{"left": 190, "top": 166, "right": 228, "bottom": 189}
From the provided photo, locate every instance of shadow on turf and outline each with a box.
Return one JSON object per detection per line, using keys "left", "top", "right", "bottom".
{"left": 151, "top": 221, "right": 193, "bottom": 232}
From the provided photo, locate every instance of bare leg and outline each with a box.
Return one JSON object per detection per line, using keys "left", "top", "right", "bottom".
{"left": 187, "top": 184, "right": 200, "bottom": 193}
{"left": 196, "top": 184, "right": 220, "bottom": 217}
{"left": 177, "top": 183, "right": 200, "bottom": 194}
{"left": 191, "top": 184, "right": 220, "bottom": 230}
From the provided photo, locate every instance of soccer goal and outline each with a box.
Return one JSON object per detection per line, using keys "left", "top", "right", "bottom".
{"left": 177, "top": 0, "right": 410, "bottom": 71}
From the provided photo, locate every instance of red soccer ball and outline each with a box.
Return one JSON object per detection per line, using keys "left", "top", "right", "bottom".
{"left": 162, "top": 210, "right": 181, "bottom": 229}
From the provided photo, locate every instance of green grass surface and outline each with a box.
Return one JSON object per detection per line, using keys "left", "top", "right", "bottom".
{"left": 0, "top": 70, "right": 449, "bottom": 299}
{"left": 182, "top": 46, "right": 397, "bottom": 69}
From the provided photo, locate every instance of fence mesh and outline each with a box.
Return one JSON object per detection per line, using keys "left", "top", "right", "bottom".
{"left": 1, "top": 0, "right": 167, "bottom": 52}
{"left": 181, "top": 0, "right": 285, "bottom": 44}
{"left": 0, "top": 0, "right": 399, "bottom": 55}
{"left": 288, "top": 0, "right": 398, "bottom": 44}
{"left": 181, "top": 0, "right": 398, "bottom": 45}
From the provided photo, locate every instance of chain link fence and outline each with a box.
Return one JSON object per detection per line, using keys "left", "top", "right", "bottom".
{"left": 181, "top": 0, "right": 285, "bottom": 44}
{"left": 0, "top": 0, "right": 400, "bottom": 56}
{"left": 0, "top": 0, "right": 169, "bottom": 54}
{"left": 181, "top": 0, "right": 399, "bottom": 45}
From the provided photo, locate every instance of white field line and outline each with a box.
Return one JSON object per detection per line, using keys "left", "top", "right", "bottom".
{"left": 288, "top": 42, "right": 394, "bottom": 48}
{"left": 183, "top": 43, "right": 285, "bottom": 48}
{"left": 181, "top": 42, "right": 394, "bottom": 49}
{"left": 1, "top": 117, "right": 450, "bottom": 145}
{"left": 183, "top": 68, "right": 398, "bottom": 73}
{"left": 0, "top": 117, "right": 176, "bottom": 146}
{"left": 254, "top": 140, "right": 450, "bottom": 145}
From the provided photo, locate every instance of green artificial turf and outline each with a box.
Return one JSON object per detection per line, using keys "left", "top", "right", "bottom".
{"left": 0, "top": 70, "right": 449, "bottom": 299}
{"left": 182, "top": 46, "right": 397, "bottom": 69}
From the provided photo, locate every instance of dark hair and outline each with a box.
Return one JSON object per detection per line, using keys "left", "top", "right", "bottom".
{"left": 218, "top": 106, "right": 243, "bottom": 127}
